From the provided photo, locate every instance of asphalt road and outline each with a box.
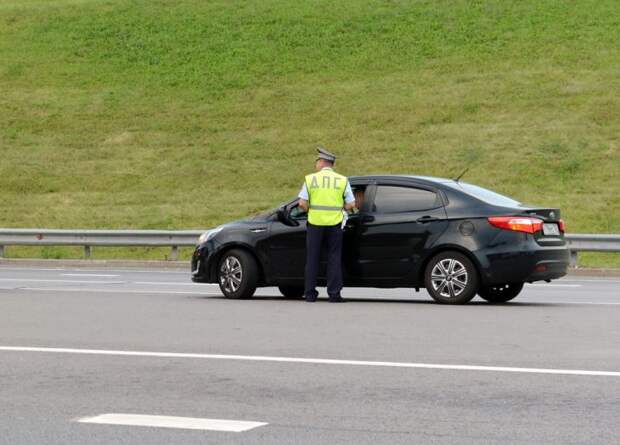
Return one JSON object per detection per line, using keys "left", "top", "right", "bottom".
{"left": 0, "top": 265, "right": 619, "bottom": 444}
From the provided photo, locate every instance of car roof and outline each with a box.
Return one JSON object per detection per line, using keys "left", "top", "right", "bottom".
{"left": 349, "top": 175, "right": 458, "bottom": 186}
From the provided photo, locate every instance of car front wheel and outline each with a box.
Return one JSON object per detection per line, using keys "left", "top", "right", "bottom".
{"left": 424, "top": 251, "right": 479, "bottom": 304}
{"left": 217, "top": 249, "right": 258, "bottom": 299}
{"left": 478, "top": 282, "right": 524, "bottom": 303}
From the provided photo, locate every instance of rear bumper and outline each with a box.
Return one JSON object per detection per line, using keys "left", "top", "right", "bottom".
{"left": 523, "top": 257, "right": 568, "bottom": 282}
{"left": 475, "top": 237, "right": 570, "bottom": 285}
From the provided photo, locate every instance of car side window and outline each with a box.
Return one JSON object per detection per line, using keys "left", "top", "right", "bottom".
{"left": 373, "top": 186, "right": 440, "bottom": 213}
{"left": 351, "top": 185, "right": 368, "bottom": 213}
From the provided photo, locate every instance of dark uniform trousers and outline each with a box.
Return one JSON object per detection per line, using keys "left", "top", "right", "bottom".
{"left": 304, "top": 222, "right": 343, "bottom": 299}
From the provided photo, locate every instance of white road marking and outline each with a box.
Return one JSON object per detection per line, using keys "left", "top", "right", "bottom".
{"left": 62, "top": 274, "right": 120, "bottom": 278}
{"left": 0, "top": 267, "right": 187, "bottom": 274}
{"left": 526, "top": 284, "right": 581, "bottom": 288}
{"left": 18, "top": 287, "right": 216, "bottom": 295}
{"left": 1, "top": 267, "right": 616, "bottom": 282}
{"left": 2, "top": 346, "right": 620, "bottom": 378}
{"left": 5, "top": 286, "right": 620, "bottom": 304}
{"left": 0, "top": 278, "right": 215, "bottom": 286}
{"left": 77, "top": 413, "right": 267, "bottom": 432}
{"left": 0, "top": 278, "right": 124, "bottom": 284}
{"left": 135, "top": 281, "right": 216, "bottom": 286}
{"left": 0, "top": 277, "right": 596, "bottom": 290}
{"left": 558, "top": 301, "right": 620, "bottom": 306}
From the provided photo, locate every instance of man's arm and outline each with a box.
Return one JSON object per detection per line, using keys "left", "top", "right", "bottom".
{"left": 343, "top": 181, "right": 356, "bottom": 211}
{"left": 298, "top": 183, "right": 309, "bottom": 212}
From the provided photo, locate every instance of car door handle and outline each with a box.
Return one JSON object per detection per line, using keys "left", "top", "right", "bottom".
{"left": 416, "top": 216, "right": 440, "bottom": 223}
{"left": 250, "top": 228, "right": 267, "bottom": 233}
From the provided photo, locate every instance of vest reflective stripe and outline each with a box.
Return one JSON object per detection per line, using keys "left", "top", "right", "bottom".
{"left": 306, "top": 169, "right": 347, "bottom": 226}
{"left": 310, "top": 205, "right": 343, "bottom": 211}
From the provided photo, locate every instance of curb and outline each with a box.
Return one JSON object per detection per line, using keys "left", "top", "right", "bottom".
{"left": 566, "top": 268, "right": 620, "bottom": 278}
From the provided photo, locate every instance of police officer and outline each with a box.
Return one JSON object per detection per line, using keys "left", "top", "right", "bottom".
{"left": 298, "top": 147, "right": 356, "bottom": 302}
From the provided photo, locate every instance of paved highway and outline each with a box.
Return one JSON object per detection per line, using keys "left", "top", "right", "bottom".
{"left": 0, "top": 265, "right": 619, "bottom": 444}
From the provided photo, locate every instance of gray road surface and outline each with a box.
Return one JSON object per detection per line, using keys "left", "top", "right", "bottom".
{"left": 0, "top": 266, "right": 619, "bottom": 444}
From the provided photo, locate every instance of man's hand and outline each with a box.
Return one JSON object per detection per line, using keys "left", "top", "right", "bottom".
{"left": 344, "top": 200, "right": 356, "bottom": 212}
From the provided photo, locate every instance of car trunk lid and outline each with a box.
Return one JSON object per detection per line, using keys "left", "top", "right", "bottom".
{"left": 519, "top": 207, "right": 565, "bottom": 246}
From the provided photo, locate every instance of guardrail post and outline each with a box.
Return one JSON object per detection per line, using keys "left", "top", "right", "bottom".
{"left": 570, "top": 251, "right": 578, "bottom": 268}
{"left": 0, "top": 245, "right": 4, "bottom": 258}
{"left": 84, "top": 245, "right": 91, "bottom": 259}
{"left": 171, "top": 245, "right": 178, "bottom": 261}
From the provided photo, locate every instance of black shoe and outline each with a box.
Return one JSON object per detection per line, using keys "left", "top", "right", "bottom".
{"left": 328, "top": 296, "right": 346, "bottom": 303}
{"left": 305, "top": 296, "right": 317, "bottom": 303}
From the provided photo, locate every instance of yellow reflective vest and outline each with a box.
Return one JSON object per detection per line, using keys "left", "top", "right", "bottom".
{"left": 305, "top": 168, "right": 347, "bottom": 226}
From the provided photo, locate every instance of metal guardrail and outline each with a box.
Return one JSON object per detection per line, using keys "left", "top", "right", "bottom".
{"left": 564, "top": 234, "right": 620, "bottom": 267}
{"left": 0, "top": 229, "right": 204, "bottom": 260}
{"left": 0, "top": 229, "right": 618, "bottom": 264}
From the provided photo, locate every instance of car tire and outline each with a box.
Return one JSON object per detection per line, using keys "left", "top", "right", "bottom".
{"left": 217, "top": 249, "right": 258, "bottom": 299}
{"left": 478, "top": 282, "right": 524, "bottom": 303}
{"left": 278, "top": 285, "right": 305, "bottom": 299}
{"left": 424, "top": 251, "right": 479, "bottom": 304}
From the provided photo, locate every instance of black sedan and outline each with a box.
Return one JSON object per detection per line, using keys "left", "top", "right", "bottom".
{"left": 191, "top": 176, "right": 569, "bottom": 304}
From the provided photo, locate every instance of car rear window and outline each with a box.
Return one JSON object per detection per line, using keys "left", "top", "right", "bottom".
{"left": 373, "top": 186, "right": 441, "bottom": 213}
{"left": 445, "top": 182, "right": 522, "bottom": 207}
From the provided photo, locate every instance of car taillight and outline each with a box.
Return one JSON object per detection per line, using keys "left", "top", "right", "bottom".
{"left": 558, "top": 219, "right": 566, "bottom": 232}
{"left": 487, "top": 216, "right": 543, "bottom": 234}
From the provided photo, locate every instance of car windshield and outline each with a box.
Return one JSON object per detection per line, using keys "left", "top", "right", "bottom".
{"left": 445, "top": 181, "right": 522, "bottom": 207}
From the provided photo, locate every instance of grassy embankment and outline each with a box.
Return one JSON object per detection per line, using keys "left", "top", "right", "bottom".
{"left": 0, "top": 0, "right": 618, "bottom": 266}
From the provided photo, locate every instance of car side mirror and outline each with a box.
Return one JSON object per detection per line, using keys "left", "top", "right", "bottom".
{"left": 277, "top": 208, "right": 299, "bottom": 227}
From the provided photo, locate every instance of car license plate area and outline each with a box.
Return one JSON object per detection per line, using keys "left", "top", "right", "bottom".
{"left": 542, "top": 223, "right": 560, "bottom": 236}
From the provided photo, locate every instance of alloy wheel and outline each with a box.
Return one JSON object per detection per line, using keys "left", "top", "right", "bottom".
{"left": 219, "top": 256, "right": 243, "bottom": 293}
{"left": 430, "top": 258, "right": 468, "bottom": 299}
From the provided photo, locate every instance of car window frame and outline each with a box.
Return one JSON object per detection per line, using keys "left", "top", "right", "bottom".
{"left": 284, "top": 179, "right": 375, "bottom": 219}
{"left": 367, "top": 181, "right": 445, "bottom": 215}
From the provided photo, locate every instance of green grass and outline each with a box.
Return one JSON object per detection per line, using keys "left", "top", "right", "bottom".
{"left": 1, "top": 0, "right": 619, "bottom": 266}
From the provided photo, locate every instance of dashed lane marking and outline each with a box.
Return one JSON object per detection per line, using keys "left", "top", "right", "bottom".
{"left": 62, "top": 274, "right": 120, "bottom": 278}
{"left": 77, "top": 413, "right": 267, "bottom": 432}
{"left": 2, "top": 346, "right": 620, "bottom": 378}
{"left": 526, "top": 284, "right": 581, "bottom": 287}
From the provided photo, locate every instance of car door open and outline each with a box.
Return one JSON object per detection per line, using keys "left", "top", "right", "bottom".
{"left": 354, "top": 183, "right": 449, "bottom": 283}
{"left": 268, "top": 201, "right": 308, "bottom": 281}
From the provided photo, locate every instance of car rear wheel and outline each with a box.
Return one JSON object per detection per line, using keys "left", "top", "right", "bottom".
{"left": 217, "top": 249, "right": 258, "bottom": 299}
{"left": 424, "top": 251, "right": 479, "bottom": 304}
{"left": 278, "top": 285, "right": 304, "bottom": 299}
{"left": 478, "top": 282, "right": 524, "bottom": 303}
